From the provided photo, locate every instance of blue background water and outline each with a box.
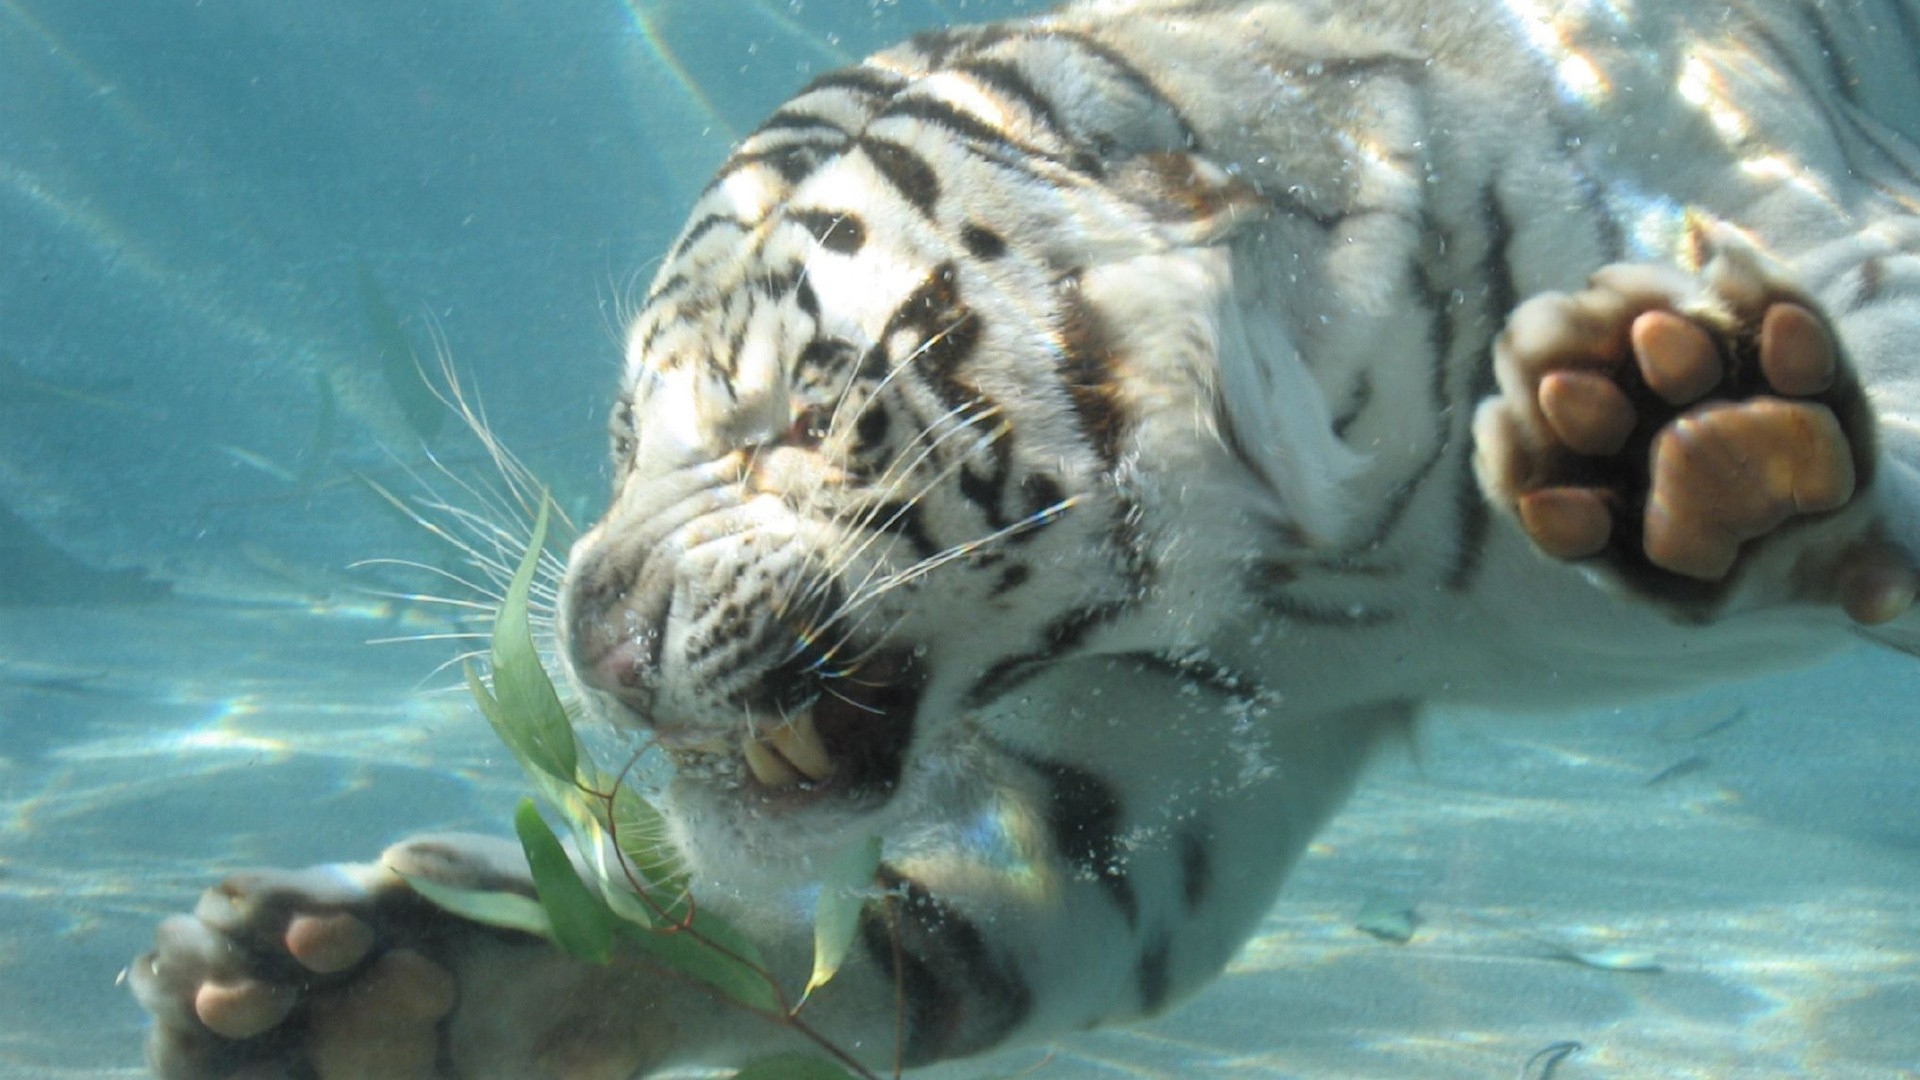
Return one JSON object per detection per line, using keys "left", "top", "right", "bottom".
{"left": 2, "top": 2, "right": 1917, "bottom": 1078}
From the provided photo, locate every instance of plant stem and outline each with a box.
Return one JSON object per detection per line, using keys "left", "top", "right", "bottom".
{"left": 591, "top": 768, "right": 889, "bottom": 1079}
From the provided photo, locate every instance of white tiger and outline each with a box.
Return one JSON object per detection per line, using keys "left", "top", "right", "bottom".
{"left": 132, "top": 0, "right": 1920, "bottom": 1075}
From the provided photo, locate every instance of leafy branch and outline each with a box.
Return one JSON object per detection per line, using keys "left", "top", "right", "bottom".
{"left": 408, "top": 498, "right": 887, "bottom": 1080}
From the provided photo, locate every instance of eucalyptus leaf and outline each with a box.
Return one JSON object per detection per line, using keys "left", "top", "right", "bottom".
{"left": 803, "top": 833, "right": 881, "bottom": 1004}
{"left": 515, "top": 798, "right": 615, "bottom": 964}
{"left": 488, "top": 501, "right": 577, "bottom": 783}
{"left": 616, "top": 916, "right": 782, "bottom": 1014}
{"left": 732, "top": 1054, "right": 860, "bottom": 1080}
{"left": 400, "top": 874, "right": 554, "bottom": 940}
{"left": 599, "top": 876, "right": 665, "bottom": 930}
{"left": 610, "top": 784, "right": 692, "bottom": 917}
{"left": 470, "top": 661, "right": 595, "bottom": 834}
{"left": 464, "top": 660, "right": 519, "bottom": 761}
{"left": 683, "top": 904, "right": 770, "bottom": 976}
{"left": 532, "top": 762, "right": 604, "bottom": 835}
{"left": 461, "top": 495, "right": 819, "bottom": 1035}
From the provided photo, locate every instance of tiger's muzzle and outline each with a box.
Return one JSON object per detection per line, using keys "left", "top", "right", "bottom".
{"left": 559, "top": 473, "right": 925, "bottom": 807}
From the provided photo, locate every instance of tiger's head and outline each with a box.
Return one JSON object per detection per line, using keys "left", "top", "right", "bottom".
{"left": 556, "top": 41, "right": 1305, "bottom": 878}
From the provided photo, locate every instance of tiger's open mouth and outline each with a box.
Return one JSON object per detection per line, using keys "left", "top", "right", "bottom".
{"left": 671, "top": 648, "right": 925, "bottom": 806}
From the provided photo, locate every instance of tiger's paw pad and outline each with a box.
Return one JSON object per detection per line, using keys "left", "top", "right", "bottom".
{"left": 128, "top": 836, "right": 522, "bottom": 1080}
{"left": 1473, "top": 241, "right": 1882, "bottom": 612}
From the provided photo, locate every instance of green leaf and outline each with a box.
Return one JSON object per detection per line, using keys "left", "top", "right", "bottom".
{"left": 803, "top": 833, "right": 881, "bottom": 1004}
{"left": 486, "top": 501, "right": 577, "bottom": 783}
{"left": 515, "top": 798, "right": 615, "bottom": 964}
{"left": 465, "top": 660, "right": 518, "bottom": 759}
{"left": 732, "top": 1054, "right": 861, "bottom": 1080}
{"left": 461, "top": 495, "right": 822, "bottom": 1034}
{"left": 610, "top": 784, "right": 691, "bottom": 918}
{"left": 616, "top": 909, "right": 781, "bottom": 1014}
{"left": 400, "top": 874, "right": 554, "bottom": 940}
{"left": 684, "top": 904, "right": 769, "bottom": 975}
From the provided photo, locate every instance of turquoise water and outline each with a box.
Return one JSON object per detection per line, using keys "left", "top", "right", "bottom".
{"left": 2, "top": 2, "right": 1917, "bottom": 1077}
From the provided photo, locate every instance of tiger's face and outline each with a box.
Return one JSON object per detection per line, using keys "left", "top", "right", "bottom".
{"left": 556, "top": 56, "right": 1271, "bottom": 876}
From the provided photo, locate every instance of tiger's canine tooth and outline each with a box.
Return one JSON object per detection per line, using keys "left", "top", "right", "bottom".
{"left": 742, "top": 735, "right": 802, "bottom": 787}
{"left": 766, "top": 710, "right": 834, "bottom": 781}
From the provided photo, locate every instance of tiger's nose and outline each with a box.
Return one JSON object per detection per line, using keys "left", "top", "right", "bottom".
{"left": 561, "top": 541, "right": 666, "bottom": 710}
{"left": 560, "top": 507, "right": 804, "bottom": 723}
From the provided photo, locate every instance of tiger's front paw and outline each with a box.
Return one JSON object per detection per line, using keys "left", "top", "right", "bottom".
{"left": 128, "top": 835, "right": 568, "bottom": 1080}
{"left": 1473, "top": 238, "right": 1914, "bottom": 623}
{"left": 130, "top": 834, "right": 702, "bottom": 1080}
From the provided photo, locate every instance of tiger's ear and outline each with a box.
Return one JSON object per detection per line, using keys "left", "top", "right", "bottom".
{"left": 1111, "top": 152, "right": 1270, "bottom": 247}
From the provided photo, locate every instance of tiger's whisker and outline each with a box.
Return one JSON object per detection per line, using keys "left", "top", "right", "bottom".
{"left": 775, "top": 397, "right": 994, "bottom": 618}
{"left": 823, "top": 411, "right": 1008, "bottom": 604}
{"left": 841, "top": 496, "right": 1078, "bottom": 615}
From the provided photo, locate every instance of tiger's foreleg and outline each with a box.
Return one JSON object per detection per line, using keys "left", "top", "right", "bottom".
{"left": 130, "top": 682, "right": 1401, "bottom": 1079}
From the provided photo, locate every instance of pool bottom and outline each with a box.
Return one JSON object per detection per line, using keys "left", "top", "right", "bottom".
{"left": 4, "top": 594, "right": 1916, "bottom": 1079}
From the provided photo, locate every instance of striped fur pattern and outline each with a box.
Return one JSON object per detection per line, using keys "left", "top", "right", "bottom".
{"left": 555, "top": 0, "right": 1920, "bottom": 1066}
